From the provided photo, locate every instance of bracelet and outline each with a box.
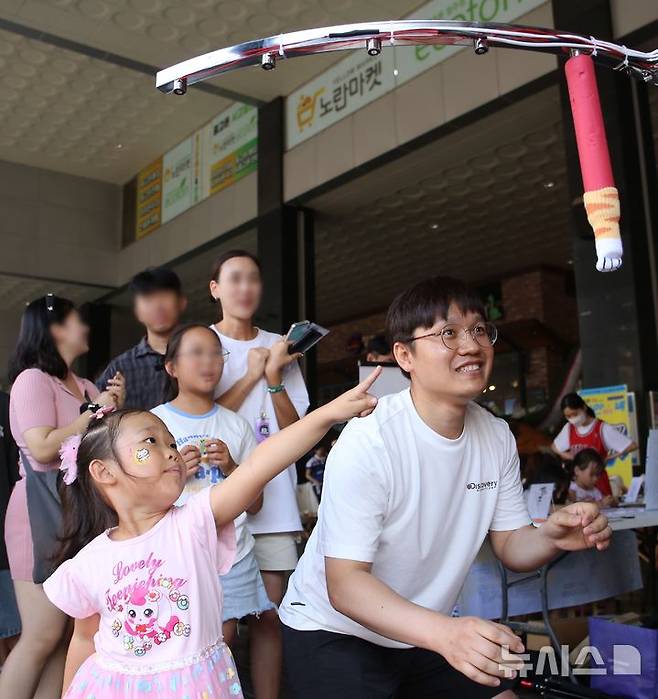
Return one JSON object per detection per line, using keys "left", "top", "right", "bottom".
{"left": 267, "top": 384, "right": 285, "bottom": 394}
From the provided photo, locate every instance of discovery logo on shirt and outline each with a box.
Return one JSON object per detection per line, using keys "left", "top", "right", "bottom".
{"left": 466, "top": 480, "right": 498, "bottom": 492}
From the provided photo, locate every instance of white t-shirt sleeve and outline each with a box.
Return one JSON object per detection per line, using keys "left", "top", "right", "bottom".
{"left": 283, "top": 360, "right": 310, "bottom": 419}
{"left": 236, "top": 415, "right": 259, "bottom": 464}
{"left": 316, "top": 421, "right": 389, "bottom": 563}
{"left": 601, "top": 423, "right": 633, "bottom": 453}
{"left": 552, "top": 423, "right": 570, "bottom": 453}
{"left": 490, "top": 428, "right": 532, "bottom": 532}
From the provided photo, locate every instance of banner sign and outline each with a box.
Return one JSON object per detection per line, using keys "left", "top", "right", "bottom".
{"left": 132, "top": 102, "right": 258, "bottom": 240}
{"left": 206, "top": 102, "right": 258, "bottom": 196}
{"left": 162, "top": 136, "right": 196, "bottom": 224}
{"left": 285, "top": 0, "right": 548, "bottom": 148}
{"left": 579, "top": 384, "right": 633, "bottom": 486}
{"left": 135, "top": 158, "right": 162, "bottom": 240}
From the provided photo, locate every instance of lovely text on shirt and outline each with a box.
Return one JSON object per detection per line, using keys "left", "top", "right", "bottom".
{"left": 106, "top": 552, "right": 187, "bottom": 613}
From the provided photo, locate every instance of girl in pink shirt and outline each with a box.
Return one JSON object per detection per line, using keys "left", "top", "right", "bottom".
{"left": 43, "top": 371, "right": 380, "bottom": 698}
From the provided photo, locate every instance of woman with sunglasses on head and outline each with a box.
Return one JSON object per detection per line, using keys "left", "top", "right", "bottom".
{"left": 0, "top": 295, "right": 124, "bottom": 699}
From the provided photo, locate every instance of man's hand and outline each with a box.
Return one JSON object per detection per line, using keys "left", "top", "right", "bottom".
{"left": 540, "top": 502, "right": 611, "bottom": 552}
{"left": 104, "top": 371, "right": 126, "bottom": 408}
{"left": 432, "top": 616, "right": 526, "bottom": 688}
{"left": 206, "top": 438, "right": 236, "bottom": 477}
{"left": 180, "top": 445, "right": 201, "bottom": 478}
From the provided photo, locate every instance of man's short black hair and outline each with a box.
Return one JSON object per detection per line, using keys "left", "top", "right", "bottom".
{"left": 130, "top": 267, "right": 182, "bottom": 297}
{"left": 386, "top": 276, "right": 486, "bottom": 379}
{"left": 366, "top": 334, "right": 391, "bottom": 357}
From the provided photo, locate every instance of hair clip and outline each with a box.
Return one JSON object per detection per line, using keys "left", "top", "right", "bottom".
{"left": 59, "top": 434, "right": 82, "bottom": 485}
{"left": 92, "top": 405, "right": 115, "bottom": 420}
{"left": 46, "top": 293, "right": 55, "bottom": 313}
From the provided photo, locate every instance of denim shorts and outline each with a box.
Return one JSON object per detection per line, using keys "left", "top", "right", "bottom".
{"left": 220, "top": 549, "right": 276, "bottom": 622}
{"left": 0, "top": 569, "right": 21, "bottom": 638}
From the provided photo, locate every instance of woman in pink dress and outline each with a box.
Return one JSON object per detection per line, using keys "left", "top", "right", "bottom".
{"left": 1, "top": 295, "right": 124, "bottom": 699}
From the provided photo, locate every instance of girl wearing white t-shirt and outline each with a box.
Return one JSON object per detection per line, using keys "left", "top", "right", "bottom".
{"left": 152, "top": 323, "right": 276, "bottom": 693}
{"left": 209, "top": 249, "right": 309, "bottom": 698}
{"left": 567, "top": 448, "right": 616, "bottom": 507}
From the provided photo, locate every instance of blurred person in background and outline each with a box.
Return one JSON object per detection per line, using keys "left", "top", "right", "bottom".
{"left": 521, "top": 451, "right": 570, "bottom": 505}
{"left": 552, "top": 392, "right": 637, "bottom": 497}
{"left": 566, "top": 448, "right": 617, "bottom": 508}
{"left": 366, "top": 334, "right": 395, "bottom": 363}
{"left": 209, "top": 250, "right": 309, "bottom": 699}
{"left": 1, "top": 295, "right": 123, "bottom": 699}
{"left": 304, "top": 445, "right": 328, "bottom": 500}
{"left": 0, "top": 390, "right": 20, "bottom": 667}
{"left": 96, "top": 267, "right": 186, "bottom": 410}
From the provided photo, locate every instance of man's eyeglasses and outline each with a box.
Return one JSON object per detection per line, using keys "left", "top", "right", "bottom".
{"left": 405, "top": 322, "right": 498, "bottom": 351}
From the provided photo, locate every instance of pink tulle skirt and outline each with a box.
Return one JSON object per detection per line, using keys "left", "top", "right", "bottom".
{"left": 65, "top": 641, "right": 243, "bottom": 698}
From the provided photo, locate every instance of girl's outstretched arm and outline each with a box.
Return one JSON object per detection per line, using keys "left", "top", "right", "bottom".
{"left": 210, "top": 367, "right": 381, "bottom": 526}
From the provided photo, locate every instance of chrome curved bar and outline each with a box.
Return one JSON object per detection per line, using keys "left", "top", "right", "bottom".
{"left": 155, "top": 20, "right": 658, "bottom": 95}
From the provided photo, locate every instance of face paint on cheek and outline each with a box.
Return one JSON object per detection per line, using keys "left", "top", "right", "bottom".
{"left": 134, "top": 448, "right": 151, "bottom": 465}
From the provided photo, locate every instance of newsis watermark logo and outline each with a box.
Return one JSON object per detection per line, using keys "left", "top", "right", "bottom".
{"left": 466, "top": 480, "right": 498, "bottom": 492}
{"left": 500, "top": 644, "right": 642, "bottom": 678}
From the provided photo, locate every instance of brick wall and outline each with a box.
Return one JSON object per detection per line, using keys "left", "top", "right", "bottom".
{"left": 501, "top": 270, "right": 544, "bottom": 324}
{"left": 501, "top": 267, "right": 579, "bottom": 405}
{"left": 501, "top": 267, "right": 578, "bottom": 343}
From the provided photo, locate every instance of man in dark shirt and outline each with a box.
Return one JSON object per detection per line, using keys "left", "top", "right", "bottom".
{"left": 97, "top": 267, "right": 186, "bottom": 410}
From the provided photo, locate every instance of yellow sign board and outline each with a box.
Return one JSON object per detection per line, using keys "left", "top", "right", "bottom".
{"left": 135, "top": 158, "right": 162, "bottom": 240}
{"left": 579, "top": 384, "right": 633, "bottom": 485}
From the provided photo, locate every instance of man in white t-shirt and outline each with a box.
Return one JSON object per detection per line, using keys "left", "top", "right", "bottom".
{"left": 280, "top": 276, "right": 612, "bottom": 698}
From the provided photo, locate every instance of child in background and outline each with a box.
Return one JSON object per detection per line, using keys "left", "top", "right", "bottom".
{"left": 304, "top": 445, "right": 327, "bottom": 499}
{"left": 567, "top": 448, "right": 617, "bottom": 508}
{"left": 151, "top": 324, "right": 274, "bottom": 670}
{"left": 42, "top": 373, "right": 379, "bottom": 698}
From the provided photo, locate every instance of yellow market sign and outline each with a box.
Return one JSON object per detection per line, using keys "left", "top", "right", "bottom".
{"left": 135, "top": 158, "right": 162, "bottom": 240}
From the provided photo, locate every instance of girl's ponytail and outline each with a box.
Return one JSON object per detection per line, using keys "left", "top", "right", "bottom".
{"left": 54, "top": 465, "right": 118, "bottom": 568}
{"left": 52, "top": 409, "right": 142, "bottom": 567}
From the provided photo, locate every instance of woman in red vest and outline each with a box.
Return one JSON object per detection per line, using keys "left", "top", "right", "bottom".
{"left": 552, "top": 392, "right": 637, "bottom": 496}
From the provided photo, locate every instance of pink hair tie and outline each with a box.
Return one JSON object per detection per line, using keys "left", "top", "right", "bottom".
{"left": 92, "top": 405, "right": 115, "bottom": 420}
{"left": 59, "top": 434, "right": 82, "bottom": 485}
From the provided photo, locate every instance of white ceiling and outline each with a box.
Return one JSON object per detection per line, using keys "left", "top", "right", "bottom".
{"left": 0, "top": 0, "right": 424, "bottom": 183}
{"left": 0, "top": 272, "right": 113, "bottom": 313}
{"left": 0, "top": 26, "right": 229, "bottom": 182}
{"left": 309, "top": 85, "right": 573, "bottom": 324}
